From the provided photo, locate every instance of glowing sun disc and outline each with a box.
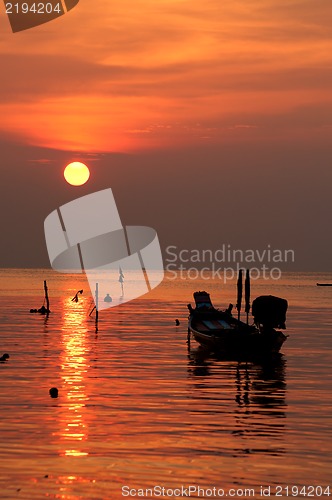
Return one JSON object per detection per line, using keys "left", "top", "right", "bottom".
{"left": 64, "top": 162, "right": 90, "bottom": 186}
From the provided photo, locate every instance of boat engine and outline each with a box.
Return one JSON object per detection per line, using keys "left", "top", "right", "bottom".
{"left": 252, "top": 295, "right": 288, "bottom": 329}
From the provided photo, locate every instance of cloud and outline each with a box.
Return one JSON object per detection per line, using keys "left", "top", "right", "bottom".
{"left": 0, "top": 0, "right": 331, "bottom": 151}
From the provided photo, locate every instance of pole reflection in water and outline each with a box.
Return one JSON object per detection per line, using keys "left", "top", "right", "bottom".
{"left": 59, "top": 295, "right": 90, "bottom": 458}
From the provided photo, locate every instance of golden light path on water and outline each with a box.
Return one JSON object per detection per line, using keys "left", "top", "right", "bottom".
{"left": 58, "top": 296, "right": 89, "bottom": 458}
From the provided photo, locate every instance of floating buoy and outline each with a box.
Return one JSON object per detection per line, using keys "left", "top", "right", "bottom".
{"left": 49, "top": 387, "right": 58, "bottom": 399}
{"left": 104, "top": 293, "right": 113, "bottom": 303}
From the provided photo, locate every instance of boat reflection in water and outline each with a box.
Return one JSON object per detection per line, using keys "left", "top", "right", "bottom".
{"left": 58, "top": 295, "right": 90, "bottom": 458}
{"left": 187, "top": 347, "right": 287, "bottom": 457}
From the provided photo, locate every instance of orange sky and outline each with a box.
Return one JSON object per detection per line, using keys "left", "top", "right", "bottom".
{"left": 1, "top": 0, "right": 332, "bottom": 270}
{"left": 1, "top": 0, "right": 332, "bottom": 152}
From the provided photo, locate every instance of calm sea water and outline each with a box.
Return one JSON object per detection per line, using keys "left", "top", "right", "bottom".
{"left": 0, "top": 270, "right": 331, "bottom": 499}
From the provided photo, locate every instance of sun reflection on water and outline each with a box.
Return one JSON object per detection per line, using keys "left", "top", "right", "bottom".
{"left": 59, "top": 294, "right": 90, "bottom": 457}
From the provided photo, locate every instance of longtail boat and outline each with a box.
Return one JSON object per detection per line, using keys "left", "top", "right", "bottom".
{"left": 187, "top": 290, "right": 288, "bottom": 355}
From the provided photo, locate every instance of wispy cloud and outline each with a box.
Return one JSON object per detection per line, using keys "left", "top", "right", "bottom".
{"left": 0, "top": 0, "right": 331, "bottom": 151}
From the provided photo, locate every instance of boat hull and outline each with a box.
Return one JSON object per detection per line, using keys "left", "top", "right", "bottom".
{"left": 189, "top": 317, "right": 287, "bottom": 355}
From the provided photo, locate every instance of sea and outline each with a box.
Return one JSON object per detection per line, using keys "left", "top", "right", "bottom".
{"left": 0, "top": 269, "right": 331, "bottom": 500}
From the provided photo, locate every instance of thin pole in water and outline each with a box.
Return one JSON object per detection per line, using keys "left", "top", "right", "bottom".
{"left": 119, "top": 267, "right": 124, "bottom": 297}
{"left": 95, "top": 283, "right": 99, "bottom": 332}
{"left": 44, "top": 280, "right": 50, "bottom": 314}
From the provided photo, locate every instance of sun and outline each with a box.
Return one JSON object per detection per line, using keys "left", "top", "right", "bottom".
{"left": 64, "top": 162, "right": 90, "bottom": 186}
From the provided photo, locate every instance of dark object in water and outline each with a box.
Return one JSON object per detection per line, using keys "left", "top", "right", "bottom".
{"left": 104, "top": 293, "right": 113, "bottom": 303}
{"left": 317, "top": 283, "right": 332, "bottom": 286}
{"left": 72, "top": 290, "right": 83, "bottom": 302}
{"left": 187, "top": 291, "right": 287, "bottom": 355}
{"left": 49, "top": 387, "right": 59, "bottom": 399}
{"left": 30, "top": 305, "right": 49, "bottom": 315}
{"left": 252, "top": 295, "right": 288, "bottom": 329}
{"left": 30, "top": 281, "right": 51, "bottom": 315}
{"left": 175, "top": 319, "right": 180, "bottom": 326}
{"left": 38, "top": 305, "right": 49, "bottom": 315}
{"left": 0, "top": 353, "right": 10, "bottom": 362}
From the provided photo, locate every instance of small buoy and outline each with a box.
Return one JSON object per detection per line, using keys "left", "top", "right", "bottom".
{"left": 104, "top": 293, "right": 113, "bottom": 303}
{"left": 0, "top": 353, "right": 9, "bottom": 362}
{"left": 175, "top": 319, "right": 180, "bottom": 326}
{"left": 49, "top": 387, "right": 58, "bottom": 399}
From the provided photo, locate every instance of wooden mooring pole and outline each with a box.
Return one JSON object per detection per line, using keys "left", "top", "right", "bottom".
{"left": 95, "top": 283, "right": 99, "bottom": 332}
{"left": 44, "top": 280, "right": 50, "bottom": 313}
